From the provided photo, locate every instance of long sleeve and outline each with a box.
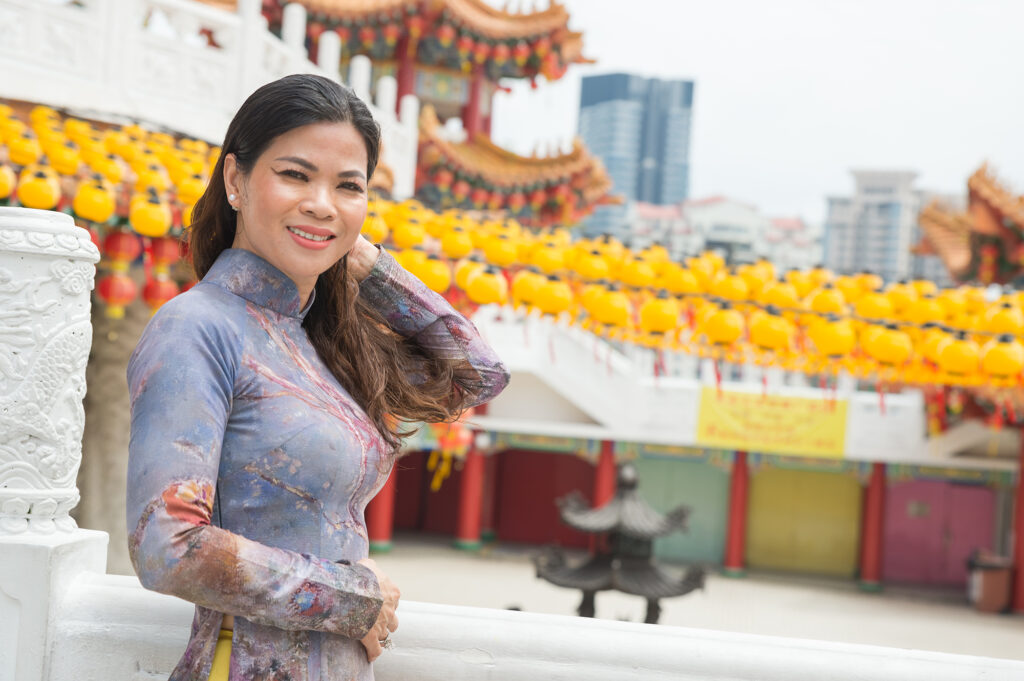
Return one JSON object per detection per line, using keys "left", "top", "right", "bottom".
{"left": 125, "top": 293, "right": 383, "bottom": 639}
{"left": 358, "top": 248, "right": 510, "bottom": 407}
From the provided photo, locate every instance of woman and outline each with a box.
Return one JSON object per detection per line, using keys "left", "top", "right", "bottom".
{"left": 125, "top": 74, "right": 509, "bottom": 681}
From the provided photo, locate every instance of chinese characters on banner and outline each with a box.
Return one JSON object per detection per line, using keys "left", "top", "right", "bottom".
{"left": 696, "top": 387, "right": 848, "bottom": 458}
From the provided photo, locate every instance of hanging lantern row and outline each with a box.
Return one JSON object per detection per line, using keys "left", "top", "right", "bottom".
{"left": 416, "top": 148, "right": 590, "bottom": 227}
{"left": 298, "top": 4, "right": 570, "bottom": 82}
{"left": 363, "top": 198, "right": 1024, "bottom": 392}
{"left": 0, "top": 103, "right": 208, "bottom": 317}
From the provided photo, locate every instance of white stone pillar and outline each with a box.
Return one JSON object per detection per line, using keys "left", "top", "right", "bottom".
{"left": 0, "top": 207, "right": 107, "bottom": 681}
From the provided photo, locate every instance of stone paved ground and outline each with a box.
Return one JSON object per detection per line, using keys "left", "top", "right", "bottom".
{"left": 375, "top": 533, "right": 1024, "bottom": 661}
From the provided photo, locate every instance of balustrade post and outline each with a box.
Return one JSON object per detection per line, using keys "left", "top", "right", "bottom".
{"left": 0, "top": 208, "right": 106, "bottom": 681}
{"left": 281, "top": 2, "right": 308, "bottom": 58}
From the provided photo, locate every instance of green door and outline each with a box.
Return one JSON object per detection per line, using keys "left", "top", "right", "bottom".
{"left": 633, "top": 457, "right": 729, "bottom": 565}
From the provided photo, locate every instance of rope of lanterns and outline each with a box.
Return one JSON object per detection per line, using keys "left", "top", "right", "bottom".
{"left": 0, "top": 103, "right": 212, "bottom": 318}
{"left": 364, "top": 197, "right": 1024, "bottom": 408}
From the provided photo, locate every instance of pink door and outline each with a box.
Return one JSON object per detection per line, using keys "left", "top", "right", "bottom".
{"left": 883, "top": 481, "right": 946, "bottom": 583}
{"left": 942, "top": 485, "right": 996, "bottom": 584}
{"left": 883, "top": 480, "right": 996, "bottom": 586}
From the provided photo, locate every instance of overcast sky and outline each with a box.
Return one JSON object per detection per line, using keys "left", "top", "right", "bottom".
{"left": 490, "top": 0, "right": 1024, "bottom": 225}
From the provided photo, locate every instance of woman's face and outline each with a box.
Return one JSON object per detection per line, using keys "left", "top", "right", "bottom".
{"left": 224, "top": 120, "right": 369, "bottom": 301}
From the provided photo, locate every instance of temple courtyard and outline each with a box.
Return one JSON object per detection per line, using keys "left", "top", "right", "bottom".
{"left": 376, "top": 534, "right": 1024, "bottom": 661}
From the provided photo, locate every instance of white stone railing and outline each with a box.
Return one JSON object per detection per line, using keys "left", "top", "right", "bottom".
{"left": 37, "top": 565, "right": 1024, "bottom": 681}
{"left": 0, "top": 0, "right": 419, "bottom": 198}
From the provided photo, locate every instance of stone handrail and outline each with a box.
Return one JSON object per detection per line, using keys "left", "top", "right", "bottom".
{"left": 0, "top": 0, "right": 418, "bottom": 198}
{"left": 42, "top": 563, "right": 1024, "bottom": 681}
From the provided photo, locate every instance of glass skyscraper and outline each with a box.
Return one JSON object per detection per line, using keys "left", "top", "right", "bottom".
{"left": 577, "top": 73, "right": 695, "bottom": 240}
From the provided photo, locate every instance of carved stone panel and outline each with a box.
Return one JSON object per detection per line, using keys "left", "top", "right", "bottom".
{"left": 0, "top": 208, "right": 100, "bottom": 535}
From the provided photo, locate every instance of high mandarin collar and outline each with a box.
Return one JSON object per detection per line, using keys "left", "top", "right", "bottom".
{"left": 204, "top": 248, "right": 314, "bottom": 319}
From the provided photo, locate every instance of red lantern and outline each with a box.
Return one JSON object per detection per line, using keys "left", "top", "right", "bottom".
{"left": 473, "top": 41, "right": 490, "bottom": 64}
{"left": 307, "top": 21, "right": 325, "bottom": 41}
{"left": 487, "top": 191, "right": 504, "bottom": 211}
{"left": 97, "top": 272, "right": 138, "bottom": 319}
{"left": 470, "top": 187, "right": 489, "bottom": 208}
{"left": 335, "top": 26, "right": 351, "bottom": 44}
{"left": 452, "top": 179, "right": 470, "bottom": 202}
{"left": 407, "top": 15, "right": 425, "bottom": 41}
{"left": 507, "top": 191, "right": 526, "bottom": 213}
{"left": 150, "top": 236, "right": 182, "bottom": 276}
{"left": 529, "top": 188, "right": 547, "bottom": 211}
{"left": 492, "top": 43, "right": 510, "bottom": 65}
{"left": 103, "top": 230, "right": 142, "bottom": 273}
{"left": 436, "top": 23, "right": 455, "bottom": 48}
{"left": 358, "top": 25, "right": 376, "bottom": 48}
{"left": 433, "top": 168, "right": 454, "bottom": 190}
{"left": 533, "top": 35, "right": 552, "bottom": 57}
{"left": 512, "top": 41, "right": 530, "bottom": 66}
{"left": 382, "top": 23, "right": 401, "bottom": 47}
{"left": 456, "top": 34, "right": 475, "bottom": 60}
{"left": 143, "top": 277, "right": 180, "bottom": 313}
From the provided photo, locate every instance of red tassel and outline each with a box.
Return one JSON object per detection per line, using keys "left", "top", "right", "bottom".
{"left": 878, "top": 383, "right": 886, "bottom": 416}
{"left": 714, "top": 359, "right": 723, "bottom": 397}
{"left": 761, "top": 373, "right": 768, "bottom": 399}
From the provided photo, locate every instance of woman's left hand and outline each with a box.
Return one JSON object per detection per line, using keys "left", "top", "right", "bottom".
{"left": 347, "top": 235, "right": 381, "bottom": 282}
{"left": 356, "top": 557, "right": 400, "bottom": 662}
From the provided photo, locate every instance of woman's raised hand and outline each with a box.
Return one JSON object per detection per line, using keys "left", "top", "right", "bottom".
{"left": 356, "top": 557, "right": 400, "bottom": 662}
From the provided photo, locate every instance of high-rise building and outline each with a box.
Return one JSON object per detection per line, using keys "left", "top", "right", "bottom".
{"left": 577, "top": 73, "right": 694, "bottom": 240}
{"left": 824, "top": 170, "right": 954, "bottom": 287}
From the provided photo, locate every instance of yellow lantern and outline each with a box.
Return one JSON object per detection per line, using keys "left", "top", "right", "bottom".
{"left": 535, "top": 276, "right": 573, "bottom": 317}
{"left": 135, "top": 163, "right": 170, "bottom": 194}
{"left": 512, "top": 267, "right": 547, "bottom": 307}
{"left": 904, "top": 294, "right": 945, "bottom": 326}
{"left": 911, "top": 279, "right": 938, "bottom": 298}
{"left": 129, "top": 193, "right": 172, "bottom": 237}
{"left": 418, "top": 254, "right": 452, "bottom": 293}
{"left": 865, "top": 324, "right": 913, "bottom": 366}
{"left": 620, "top": 257, "right": 656, "bottom": 289}
{"left": 710, "top": 270, "right": 749, "bottom": 303}
{"left": 856, "top": 270, "right": 884, "bottom": 294}
{"left": 574, "top": 249, "right": 610, "bottom": 281}
{"left": 47, "top": 142, "right": 82, "bottom": 176}
{"left": 785, "top": 269, "right": 815, "bottom": 298}
{"left": 657, "top": 263, "right": 700, "bottom": 296}
{"left": 806, "top": 283, "right": 846, "bottom": 315}
{"left": 465, "top": 266, "right": 508, "bottom": 305}
{"left": 739, "top": 263, "right": 771, "bottom": 298}
{"left": 362, "top": 211, "right": 389, "bottom": 244}
{"left": 392, "top": 218, "right": 426, "bottom": 249}
{"left": 16, "top": 170, "right": 60, "bottom": 209}
{"left": 807, "top": 315, "right": 855, "bottom": 358}
{"left": 704, "top": 305, "right": 745, "bottom": 346}
{"left": 9, "top": 134, "right": 43, "bottom": 166}
{"left": 936, "top": 331, "right": 980, "bottom": 379}
{"left": 455, "top": 255, "right": 487, "bottom": 291}
{"left": 89, "top": 153, "right": 124, "bottom": 184}
{"left": 592, "top": 285, "right": 632, "bottom": 328}
{"left": 808, "top": 264, "right": 833, "bottom": 288}
{"left": 982, "top": 302, "right": 1024, "bottom": 336}
{"left": 440, "top": 227, "right": 474, "bottom": 259}
{"left": 749, "top": 307, "right": 794, "bottom": 355}
{"left": 483, "top": 233, "right": 519, "bottom": 268}
{"left": 885, "top": 280, "right": 918, "bottom": 316}
{"left": 981, "top": 334, "right": 1024, "bottom": 382}
{"left": 834, "top": 275, "right": 863, "bottom": 305}
{"left": 395, "top": 246, "right": 429, "bottom": 273}
{"left": 759, "top": 278, "right": 800, "bottom": 311}
{"left": 72, "top": 175, "right": 116, "bottom": 224}
{"left": 639, "top": 291, "right": 680, "bottom": 334}
{"left": 854, "top": 292, "right": 894, "bottom": 322}
{"left": 935, "top": 290, "right": 967, "bottom": 322}
{"left": 531, "top": 244, "right": 565, "bottom": 274}
{"left": 919, "top": 323, "right": 952, "bottom": 367}
{"left": 687, "top": 256, "right": 715, "bottom": 292}
{"left": 0, "top": 164, "right": 15, "bottom": 200}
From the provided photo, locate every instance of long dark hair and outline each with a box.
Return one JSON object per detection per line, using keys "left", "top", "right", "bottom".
{"left": 189, "top": 74, "right": 459, "bottom": 457}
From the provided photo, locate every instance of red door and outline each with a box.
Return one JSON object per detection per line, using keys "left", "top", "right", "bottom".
{"left": 883, "top": 480, "right": 995, "bottom": 586}
{"left": 943, "top": 485, "right": 996, "bottom": 584}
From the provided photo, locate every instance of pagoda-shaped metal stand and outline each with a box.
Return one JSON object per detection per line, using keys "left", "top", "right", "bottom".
{"left": 534, "top": 463, "right": 705, "bottom": 624}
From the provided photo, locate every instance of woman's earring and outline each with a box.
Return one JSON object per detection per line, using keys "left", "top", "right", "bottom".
{"left": 228, "top": 193, "right": 238, "bottom": 211}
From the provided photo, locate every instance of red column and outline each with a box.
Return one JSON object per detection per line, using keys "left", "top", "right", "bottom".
{"left": 366, "top": 469, "right": 397, "bottom": 553}
{"left": 455, "top": 440, "right": 485, "bottom": 550}
{"left": 480, "top": 451, "right": 499, "bottom": 542}
{"left": 723, "top": 451, "right": 749, "bottom": 577}
{"left": 859, "top": 462, "right": 886, "bottom": 591}
{"left": 462, "top": 64, "right": 484, "bottom": 139}
{"left": 1013, "top": 433, "right": 1024, "bottom": 612}
{"left": 395, "top": 36, "right": 416, "bottom": 116}
{"left": 593, "top": 440, "right": 617, "bottom": 508}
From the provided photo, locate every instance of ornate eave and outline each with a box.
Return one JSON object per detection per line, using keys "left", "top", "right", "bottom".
{"left": 914, "top": 199, "right": 972, "bottom": 279}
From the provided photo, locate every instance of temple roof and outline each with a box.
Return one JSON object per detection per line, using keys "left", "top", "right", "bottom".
{"left": 555, "top": 464, "right": 689, "bottom": 539}
{"left": 420, "top": 105, "right": 616, "bottom": 195}
{"left": 969, "top": 164, "right": 1024, "bottom": 233}
{"left": 913, "top": 199, "right": 972, "bottom": 278}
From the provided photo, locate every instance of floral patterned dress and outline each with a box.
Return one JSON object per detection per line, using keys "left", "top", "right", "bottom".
{"left": 126, "top": 247, "right": 509, "bottom": 680}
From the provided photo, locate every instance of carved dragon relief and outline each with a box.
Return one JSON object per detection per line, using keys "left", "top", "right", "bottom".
{"left": 0, "top": 224, "right": 98, "bottom": 534}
